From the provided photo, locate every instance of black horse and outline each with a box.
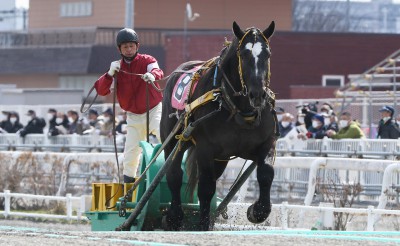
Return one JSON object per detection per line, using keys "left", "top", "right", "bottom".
{"left": 160, "top": 21, "right": 277, "bottom": 231}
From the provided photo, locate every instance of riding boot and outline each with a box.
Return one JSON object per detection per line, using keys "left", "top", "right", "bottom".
{"left": 123, "top": 175, "right": 135, "bottom": 183}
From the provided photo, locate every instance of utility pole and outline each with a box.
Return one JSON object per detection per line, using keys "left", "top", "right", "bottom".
{"left": 125, "top": 0, "right": 134, "bottom": 28}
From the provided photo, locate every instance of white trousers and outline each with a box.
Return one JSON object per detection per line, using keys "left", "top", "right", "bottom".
{"left": 123, "top": 103, "right": 162, "bottom": 177}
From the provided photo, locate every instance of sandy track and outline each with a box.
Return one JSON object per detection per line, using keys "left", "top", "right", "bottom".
{"left": 1, "top": 220, "right": 400, "bottom": 246}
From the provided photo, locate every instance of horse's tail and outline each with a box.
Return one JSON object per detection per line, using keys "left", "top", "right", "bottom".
{"left": 185, "top": 146, "right": 198, "bottom": 202}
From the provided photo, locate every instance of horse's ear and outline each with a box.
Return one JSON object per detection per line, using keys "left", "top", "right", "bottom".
{"left": 232, "top": 21, "right": 245, "bottom": 40}
{"left": 263, "top": 21, "right": 275, "bottom": 39}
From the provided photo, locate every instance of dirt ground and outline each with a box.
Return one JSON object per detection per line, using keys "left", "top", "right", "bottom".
{"left": 1, "top": 219, "right": 400, "bottom": 246}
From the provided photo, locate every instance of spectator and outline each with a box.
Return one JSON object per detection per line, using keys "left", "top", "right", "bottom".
{"left": 278, "top": 113, "right": 294, "bottom": 138}
{"left": 298, "top": 114, "right": 326, "bottom": 139}
{"left": 2, "top": 111, "right": 23, "bottom": 133}
{"left": 116, "top": 111, "right": 127, "bottom": 134}
{"left": 275, "top": 107, "right": 285, "bottom": 123}
{"left": 88, "top": 109, "right": 103, "bottom": 133}
{"left": 67, "top": 110, "right": 89, "bottom": 135}
{"left": 49, "top": 112, "right": 69, "bottom": 136}
{"left": 321, "top": 112, "right": 338, "bottom": 132}
{"left": 297, "top": 101, "right": 318, "bottom": 129}
{"left": 320, "top": 103, "right": 334, "bottom": 116}
{"left": 0, "top": 111, "right": 9, "bottom": 132}
{"left": 100, "top": 108, "right": 117, "bottom": 136}
{"left": 19, "top": 110, "right": 46, "bottom": 137}
{"left": 377, "top": 105, "right": 400, "bottom": 139}
{"left": 326, "top": 112, "right": 364, "bottom": 139}
{"left": 47, "top": 108, "right": 57, "bottom": 136}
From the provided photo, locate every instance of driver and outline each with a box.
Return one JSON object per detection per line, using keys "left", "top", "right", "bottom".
{"left": 94, "top": 28, "right": 164, "bottom": 183}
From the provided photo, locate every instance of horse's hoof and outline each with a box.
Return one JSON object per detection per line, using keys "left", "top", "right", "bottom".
{"left": 247, "top": 203, "right": 271, "bottom": 224}
{"left": 161, "top": 212, "right": 183, "bottom": 231}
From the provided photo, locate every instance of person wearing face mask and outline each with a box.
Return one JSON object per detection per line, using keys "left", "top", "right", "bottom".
{"left": 49, "top": 112, "right": 69, "bottom": 136}
{"left": 321, "top": 112, "right": 338, "bottom": 132}
{"left": 94, "top": 28, "right": 164, "bottom": 183}
{"left": 99, "top": 108, "right": 118, "bottom": 136}
{"left": 377, "top": 106, "right": 400, "bottom": 139}
{"left": 0, "top": 111, "right": 10, "bottom": 132}
{"left": 298, "top": 114, "right": 326, "bottom": 140}
{"left": 326, "top": 112, "right": 364, "bottom": 139}
{"left": 67, "top": 110, "right": 90, "bottom": 135}
{"left": 278, "top": 113, "right": 294, "bottom": 138}
{"left": 2, "top": 111, "right": 23, "bottom": 133}
{"left": 19, "top": 110, "right": 46, "bottom": 137}
{"left": 275, "top": 107, "right": 285, "bottom": 123}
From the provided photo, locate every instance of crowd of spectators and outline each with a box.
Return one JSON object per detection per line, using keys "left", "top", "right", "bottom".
{"left": 0, "top": 107, "right": 127, "bottom": 138}
{"left": 277, "top": 102, "right": 400, "bottom": 141}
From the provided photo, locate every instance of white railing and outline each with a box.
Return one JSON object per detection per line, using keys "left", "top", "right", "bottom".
{"left": 1, "top": 190, "right": 400, "bottom": 231}
{"left": 1, "top": 133, "right": 398, "bottom": 159}
{"left": 0, "top": 190, "right": 90, "bottom": 221}
{"left": 0, "top": 133, "right": 125, "bottom": 152}
{"left": 276, "top": 138, "right": 400, "bottom": 159}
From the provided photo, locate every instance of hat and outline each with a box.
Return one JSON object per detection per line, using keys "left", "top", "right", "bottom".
{"left": 103, "top": 108, "right": 113, "bottom": 116}
{"left": 275, "top": 107, "right": 285, "bottom": 114}
{"left": 312, "top": 114, "right": 324, "bottom": 124}
{"left": 379, "top": 105, "right": 394, "bottom": 116}
{"left": 26, "top": 110, "right": 35, "bottom": 116}
{"left": 89, "top": 109, "right": 99, "bottom": 116}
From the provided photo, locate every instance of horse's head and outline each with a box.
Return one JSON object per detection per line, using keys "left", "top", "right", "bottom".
{"left": 232, "top": 21, "right": 275, "bottom": 109}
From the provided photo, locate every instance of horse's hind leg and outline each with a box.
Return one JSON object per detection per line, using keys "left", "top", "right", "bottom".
{"left": 247, "top": 139, "right": 275, "bottom": 224}
{"left": 163, "top": 141, "right": 191, "bottom": 231}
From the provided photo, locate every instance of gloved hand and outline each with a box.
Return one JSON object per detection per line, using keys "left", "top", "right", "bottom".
{"left": 108, "top": 61, "right": 121, "bottom": 76}
{"left": 141, "top": 72, "right": 155, "bottom": 83}
{"left": 306, "top": 131, "right": 313, "bottom": 139}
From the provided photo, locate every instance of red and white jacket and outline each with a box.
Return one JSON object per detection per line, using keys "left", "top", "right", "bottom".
{"left": 95, "top": 54, "right": 163, "bottom": 114}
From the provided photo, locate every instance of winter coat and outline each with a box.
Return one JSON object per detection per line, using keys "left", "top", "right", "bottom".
{"left": 331, "top": 121, "right": 364, "bottom": 139}
{"left": 19, "top": 117, "right": 46, "bottom": 137}
{"left": 377, "top": 119, "right": 400, "bottom": 139}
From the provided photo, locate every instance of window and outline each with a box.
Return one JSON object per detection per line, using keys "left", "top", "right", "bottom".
{"left": 322, "top": 75, "right": 344, "bottom": 87}
{"left": 60, "top": 1, "right": 92, "bottom": 17}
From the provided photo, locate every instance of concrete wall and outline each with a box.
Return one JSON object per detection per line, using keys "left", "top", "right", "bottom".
{"left": 0, "top": 88, "right": 83, "bottom": 105}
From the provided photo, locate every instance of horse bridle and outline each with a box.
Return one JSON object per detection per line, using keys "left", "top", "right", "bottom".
{"left": 217, "top": 29, "right": 274, "bottom": 125}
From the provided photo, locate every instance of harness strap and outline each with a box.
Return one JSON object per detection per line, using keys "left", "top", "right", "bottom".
{"left": 184, "top": 89, "right": 221, "bottom": 114}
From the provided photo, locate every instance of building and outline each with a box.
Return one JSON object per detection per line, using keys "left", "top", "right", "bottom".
{"left": 0, "top": 0, "right": 28, "bottom": 31}
{"left": 1, "top": 0, "right": 400, "bottom": 103}
{"left": 0, "top": 0, "right": 292, "bottom": 104}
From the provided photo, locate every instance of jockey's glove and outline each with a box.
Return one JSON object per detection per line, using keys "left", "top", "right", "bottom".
{"left": 141, "top": 72, "right": 155, "bottom": 83}
{"left": 108, "top": 60, "right": 121, "bottom": 76}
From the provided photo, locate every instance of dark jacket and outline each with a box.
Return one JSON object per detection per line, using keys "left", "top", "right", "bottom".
{"left": 48, "top": 116, "right": 57, "bottom": 135}
{"left": 68, "top": 118, "right": 89, "bottom": 135}
{"left": 306, "top": 126, "right": 327, "bottom": 139}
{"left": 377, "top": 119, "right": 400, "bottom": 139}
{"left": 19, "top": 117, "right": 46, "bottom": 137}
{"left": 278, "top": 122, "right": 294, "bottom": 138}
{"left": 49, "top": 116, "right": 69, "bottom": 136}
{"left": 2, "top": 120, "right": 23, "bottom": 133}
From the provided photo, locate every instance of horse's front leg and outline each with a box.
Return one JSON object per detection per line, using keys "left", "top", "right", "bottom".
{"left": 163, "top": 141, "right": 190, "bottom": 231}
{"left": 247, "top": 139, "right": 275, "bottom": 224}
{"left": 197, "top": 152, "right": 216, "bottom": 231}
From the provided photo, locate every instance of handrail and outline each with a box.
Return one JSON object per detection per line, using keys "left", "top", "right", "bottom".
{"left": 0, "top": 190, "right": 89, "bottom": 221}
